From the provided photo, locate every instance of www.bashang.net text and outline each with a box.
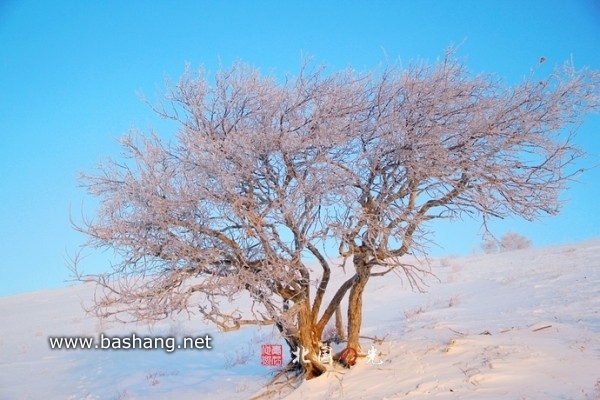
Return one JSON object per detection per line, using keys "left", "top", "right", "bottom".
{"left": 48, "top": 333, "right": 213, "bottom": 353}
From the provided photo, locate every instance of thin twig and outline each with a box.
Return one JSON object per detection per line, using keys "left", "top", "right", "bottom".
{"left": 532, "top": 324, "right": 552, "bottom": 332}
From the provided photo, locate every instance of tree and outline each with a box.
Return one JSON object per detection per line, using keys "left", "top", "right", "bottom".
{"left": 319, "top": 55, "right": 599, "bottom": 351}
{"left": 500, "top": 231, "right": 532, "bottom": 251}
{"left": 482, "top": 231, "right": 532, "bottom": 253}
{"left": 481, "top": 235, "right": 500, "bottom": 254}
{"left": 71, "top": 53, "right": 599, "bottom": 380}
{"left": 72, "top": 64, "right": 368, "bottom": 379}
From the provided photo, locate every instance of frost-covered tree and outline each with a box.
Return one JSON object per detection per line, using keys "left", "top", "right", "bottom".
{"left": 500, "top": 231, "right": 532, "bottom": 251}
{"left": 326, "top": 55, "right": 599, "bottom": 351}
{"left": 483, "top": 231, "right": 532, "bottom": 253}
{"left": 481, "top": 236, "right": 500, "bottom": 254}
{"left": 71, "top": 53, "right": 599, "bottom": 380}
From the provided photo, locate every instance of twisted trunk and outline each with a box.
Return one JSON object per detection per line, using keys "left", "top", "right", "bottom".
{"left": 295, "top": 297, "right": 327, "bottom": 379}
{"left": 346, "top": 252, "right": 371, "bottom": 352}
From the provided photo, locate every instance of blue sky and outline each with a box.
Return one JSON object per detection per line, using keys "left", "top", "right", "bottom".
{"left": 1, "top": 1, "right": 599, "bottom": 296}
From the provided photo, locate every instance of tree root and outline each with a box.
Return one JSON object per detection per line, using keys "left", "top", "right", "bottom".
{"left": 359, "top": 334, "right": 388, "bottom": 345}
{"left": 249, "top": 364, "right": 303, "bottom": 400}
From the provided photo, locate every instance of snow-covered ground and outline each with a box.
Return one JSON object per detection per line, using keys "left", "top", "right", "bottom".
{"left": 1, "top": 238, "right": 599, "bottom": 399}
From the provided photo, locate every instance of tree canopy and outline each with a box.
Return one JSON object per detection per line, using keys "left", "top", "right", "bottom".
{"left": 72, "top": 53, "right": 599, "bottom": 379}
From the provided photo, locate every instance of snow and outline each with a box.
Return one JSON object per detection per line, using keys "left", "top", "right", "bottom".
{"left": 1, "top": 238, "right": 599, "bottom": 399}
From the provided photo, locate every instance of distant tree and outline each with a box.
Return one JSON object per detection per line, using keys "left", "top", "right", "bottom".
{"left": 71, "top": 52, "right": 599, "bottom": 380}
{"left": 481, "top": 236, "right": 499, "bottom": 254}
{"left": 500, "top": 231, "right": 532, "bottom": 252}
{"left": 481, "top": 231, "right": 532, "bottom": 254}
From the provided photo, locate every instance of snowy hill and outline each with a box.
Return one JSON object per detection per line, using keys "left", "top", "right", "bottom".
{"left": 1, "top": 239, "right": 599, "bottom": 399}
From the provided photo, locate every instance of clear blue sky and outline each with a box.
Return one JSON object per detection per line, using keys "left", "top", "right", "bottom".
{"left": 1, "top": 1, "right": 599, "bottom": 296}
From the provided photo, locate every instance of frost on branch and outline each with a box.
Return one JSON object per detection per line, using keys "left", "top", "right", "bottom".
{"left": 70, "top": 54, "right": 599, "bottom": 379}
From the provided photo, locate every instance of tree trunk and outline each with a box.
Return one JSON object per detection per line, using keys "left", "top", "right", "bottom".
{"left": 346, "top": 253, "right": 371, "bottom": 352}
{"left": 295, "top": 297, "right": 327, "bottom": 379}
{"left": 335, "top": 304, "right": 346, "bottom": 342}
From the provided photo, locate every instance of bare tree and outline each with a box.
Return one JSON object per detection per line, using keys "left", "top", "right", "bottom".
{"left": 71, "top": 53, "right": 599, "bottom": 380}
{"left": 326, "top": 54, "right": 599, "bottom": 351}
{"left": 483, "top": 231, "right": 532, "bottom": 253}
{"left": 500, "top": 231, "right": 532, "bottom": 251}
{"left": 72, "top": 64, "right": 370, "bottom": 379}
{"left": 481, "top": 235, "right": 500, "bottom": 254}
